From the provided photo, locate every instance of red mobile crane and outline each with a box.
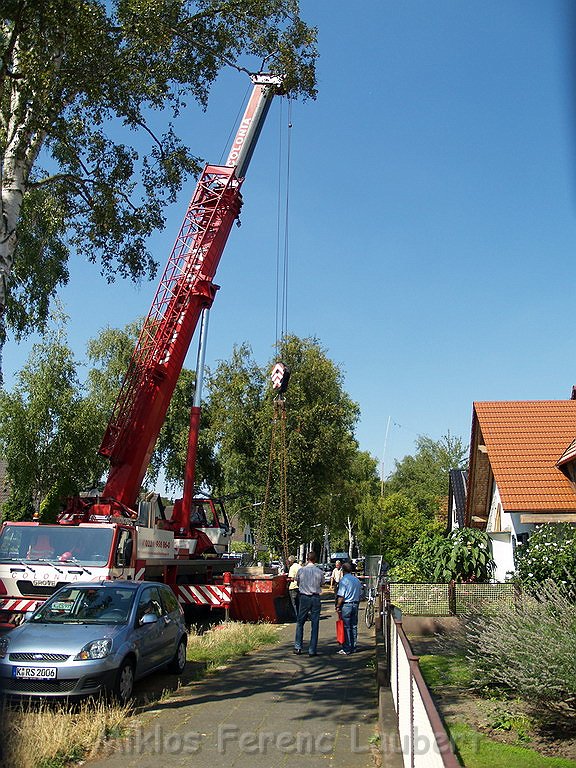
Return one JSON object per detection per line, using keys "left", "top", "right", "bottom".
{"left": 0, "top": 76, "right": 283, "bottom": 626}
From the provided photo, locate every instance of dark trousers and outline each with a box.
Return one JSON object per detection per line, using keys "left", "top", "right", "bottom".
{"left": 289, "top": 588, "right": 299, "bottom": 618}
{"left": 341, "top": 601, "right": 359, "bottom": 653}
{"left": 295, "top": 594, "right": 321, "bottom": 654}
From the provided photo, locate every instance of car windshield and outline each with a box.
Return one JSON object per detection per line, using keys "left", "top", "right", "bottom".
{"left": 0, "top": 525, "right": 113, "bottom": 567}
{"left": 30, "top": 586, "right": 135, "bottom": 625}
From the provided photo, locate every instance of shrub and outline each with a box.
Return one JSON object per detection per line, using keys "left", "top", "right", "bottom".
{"left": 464, "top": 580, "right": 576, "bottom": 709}
{"left": 436, "top": 528, "right": 495, "bottom": 582}
{"left": 387, "top": 559, "right": 428, "bottom": 583}
{"left": 514, "top": 523, "right": 576, "bottom": 590}
{"left": 389, "top": 527, "right": 495, "bottom": 583}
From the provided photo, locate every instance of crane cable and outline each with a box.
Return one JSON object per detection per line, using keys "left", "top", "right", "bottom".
{"left": 275, "top": 96, "right": 293, "bottom": 344}
{"left": 262, "top": 395, "right": 290, "bottom": 563}
{"left": 260, "top": 96, "right": 293, "bottom": 563}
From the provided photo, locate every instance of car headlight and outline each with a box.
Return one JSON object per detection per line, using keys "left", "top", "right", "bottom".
{"left": 74, "top": 638, "right": 112, "bottom": 660}
{"left": 0, "top": 636, "right": 8, "bottom": 659}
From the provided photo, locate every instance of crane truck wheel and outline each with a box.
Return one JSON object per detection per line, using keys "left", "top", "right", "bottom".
{"left": 113, "top": 658, "right": 135, "bottom": 703}
{"left": 167, "top": 637, "right": 187, "bottom": 674}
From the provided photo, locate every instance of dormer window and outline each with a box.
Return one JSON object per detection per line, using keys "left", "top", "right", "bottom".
{"left": 557, "top": 438, "right": 576, "bottom": 491}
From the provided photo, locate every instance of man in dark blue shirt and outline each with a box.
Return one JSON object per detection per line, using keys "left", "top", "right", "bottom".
{"left": 335, "top": 562, "right": 362, "bottom": 655}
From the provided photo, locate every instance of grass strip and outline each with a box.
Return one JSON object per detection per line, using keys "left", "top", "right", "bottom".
{"left": 2, "top": 698, "right": 130, "bottom": 768}
{"left": 448, "top": 723, "right": 576, "bottom": 768}
{"left": 418, "top": 653, "right": 472, "bottom": 688}
{"left": 186, "top": 620, "right": 280, "bottom": 670}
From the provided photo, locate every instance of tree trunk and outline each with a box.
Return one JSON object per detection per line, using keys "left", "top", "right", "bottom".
{"left": 1, "top": 40, "right": 47, "bottom": 382}
{"left": 346, "top": 515, "right": 355, "bottom": 559}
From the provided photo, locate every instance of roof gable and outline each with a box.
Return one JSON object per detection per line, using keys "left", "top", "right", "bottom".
{"left": 470, "top": 400, "right": 576, "bottom": 514}
{"left": 448, "top": 469, "right": 468, "bottom": 527}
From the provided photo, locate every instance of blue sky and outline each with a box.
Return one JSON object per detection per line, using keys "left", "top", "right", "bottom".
{"left": 4, "top": 1, "right": 576, "bottom": 482}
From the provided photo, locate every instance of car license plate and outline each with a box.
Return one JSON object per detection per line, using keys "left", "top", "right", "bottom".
{"left": 32, "top": 580, "right": 58, "bottom": 587}
{"left": 13, "top": 666, "right": 57, "bottom": 679}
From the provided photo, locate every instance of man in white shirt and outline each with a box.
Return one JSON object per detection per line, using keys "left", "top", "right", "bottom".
{"left": 294, "top": 551, "right": 324, "bottom": 656}
{"left": 287, "top": 555, "right": 301, "bottom": 618}
{"left": 330, "top": 560, "right": 343, "bottom": 604}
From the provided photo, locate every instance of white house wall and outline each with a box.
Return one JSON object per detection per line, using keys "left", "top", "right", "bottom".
{"left": 487, "top": 482, "right": 534, "bottom": 581}
{"left": 489, "top": 533, "right": 515, "bottom": 581}
{"left": 451, "top": 496, "right": 460, "bottom": 530}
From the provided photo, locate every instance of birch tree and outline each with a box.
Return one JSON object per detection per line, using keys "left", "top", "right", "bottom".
{"left": 0, "top": 1, "right": 317, "bottom": 378}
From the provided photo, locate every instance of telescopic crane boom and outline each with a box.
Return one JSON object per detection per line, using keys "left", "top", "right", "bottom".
{"left": 66, "top": 75, "right": 283, "bottom": 521}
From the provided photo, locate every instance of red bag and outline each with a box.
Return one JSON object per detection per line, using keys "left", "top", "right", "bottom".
{"left": 336, "top": 617, "right": 345, "bottom": 644}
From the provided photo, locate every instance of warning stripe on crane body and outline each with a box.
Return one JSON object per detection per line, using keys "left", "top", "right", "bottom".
{"left": 0, "top": 598, "right": 40, "bottom": 613}
{"left": 177, "top": 584, "right": 232, "bottom": 607}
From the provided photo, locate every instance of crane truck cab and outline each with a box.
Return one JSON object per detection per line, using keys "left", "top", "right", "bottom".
{"left": 0, "top": 511, "right": 235, "bottom": 629}
{"left": 0, "top": 521, "right": 133, "bottom": 627}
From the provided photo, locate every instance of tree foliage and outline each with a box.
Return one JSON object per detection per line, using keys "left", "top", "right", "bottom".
{"left": 358, "top": 492, "right": 442, "bottom": 562}
{"left": 0, "top": 0, "right": 317, "bottom": 359}
{"left": 384, "top": 432, "right": 468, "bottom": 518}
{"left": 0, "top": 319, "right": 105, "bottom": 520}
{"left": 357, "top": 433, "right": 467, "bottom": 562}
{"left": 205, "top": 335, "right": 360, "bottom": 557}
{"left": 0, "top": 314, "right": 227, "bottom": 518}
{"left": 321, "top": 449, "right": 380, "bottom": 556}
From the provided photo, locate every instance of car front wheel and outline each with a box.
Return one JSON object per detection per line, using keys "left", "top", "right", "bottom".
{"left": 114, "top": 659, "right": 135, "bottom": 703}
{"left": 167, "top": 637, "right": 187, "bottom": 674}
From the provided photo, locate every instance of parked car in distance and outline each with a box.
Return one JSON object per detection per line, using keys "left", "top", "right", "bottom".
{"left": 0, "top": 580, "right": 187, "bottom": 703}
{"left": 318, "top": 563, "right": 332, "bottom": 584}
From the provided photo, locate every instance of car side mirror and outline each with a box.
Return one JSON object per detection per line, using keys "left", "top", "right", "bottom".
{"left": 139, "top": 612, "right": 158, "bottom": 626}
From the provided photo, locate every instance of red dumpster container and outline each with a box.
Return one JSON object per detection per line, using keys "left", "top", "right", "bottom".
{"left": 229, "top": 573, "right": 289, "bottom": 623}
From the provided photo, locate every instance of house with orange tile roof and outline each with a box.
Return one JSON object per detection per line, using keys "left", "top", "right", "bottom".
{"left": 464, "top": 400, "right": 576, "bottom": 581}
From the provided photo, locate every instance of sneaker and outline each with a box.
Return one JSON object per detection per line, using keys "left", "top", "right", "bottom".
{"left": 337, "top": 649, "right": 350, "bottom": 655}
{"left": 293, "top": 648, "right": 302, "bottom": 655}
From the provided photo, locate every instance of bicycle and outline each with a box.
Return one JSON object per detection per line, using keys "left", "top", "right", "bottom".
{"left": 364, "top": 583, "right": 376, "bottom": 629}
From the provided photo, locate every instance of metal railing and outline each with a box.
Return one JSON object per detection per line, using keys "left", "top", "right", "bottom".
{"left": 384, "top": 604, "right": 460, "bottom": 768}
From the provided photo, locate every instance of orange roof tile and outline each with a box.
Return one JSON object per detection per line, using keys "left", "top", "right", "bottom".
{"left": 473, "top": 401, "right": 576, "bottom": 512}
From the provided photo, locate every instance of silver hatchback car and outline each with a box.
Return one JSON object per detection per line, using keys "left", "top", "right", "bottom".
{"left": 0, "top": 580, "right": 187, "bottom": 702}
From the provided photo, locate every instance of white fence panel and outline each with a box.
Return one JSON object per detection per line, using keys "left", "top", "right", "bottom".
{"left": 386, "top": 609, "right": 459, "bottom": 768}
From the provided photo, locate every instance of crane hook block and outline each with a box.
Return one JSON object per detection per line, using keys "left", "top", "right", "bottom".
{"left": 271, "top": 362, "right": 290, "bottom": 393}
